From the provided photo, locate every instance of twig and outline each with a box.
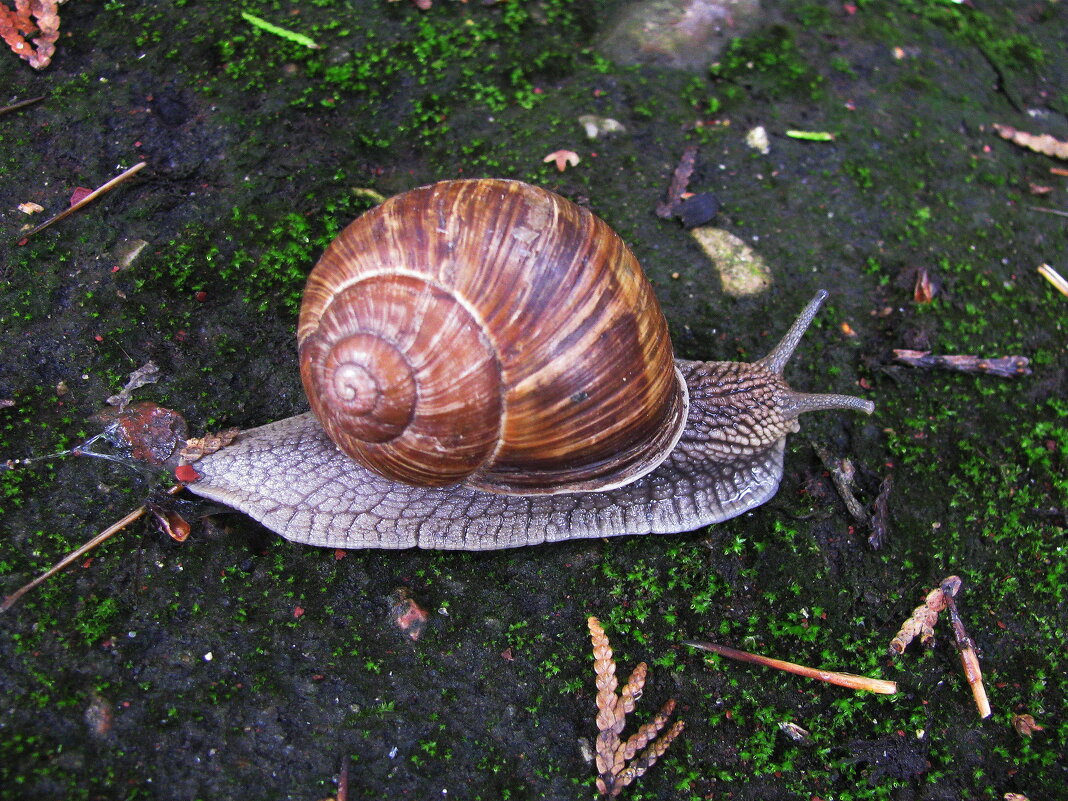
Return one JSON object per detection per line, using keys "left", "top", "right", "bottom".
{"left": 812, "top": 443, "right": 868, "bottom": 525}
{"left": 868, "top": 474, "right": 893, "bottom": 549}
{"left": 1, "top": 484, "right": 183, "bottom": 612}
{"left": 943, "top": 586, "right": 992, "bottom": 719}
{"left": 685, "top": 641, "right": 897, "bottom": 695}
{"left": 19, "top": 160, "right": 147, "bottom": 242}
{"left": 0, "top": 93, "right": 45, "bottom": 116}
{"left": 892, "top": 349, "right": 1031, "bottom": 378}
{"left": 1037, "top": 263, "right": 1068, "bottom": 298}
{"left": 1028, "top": 205, "right": 1068, "bottom": 219}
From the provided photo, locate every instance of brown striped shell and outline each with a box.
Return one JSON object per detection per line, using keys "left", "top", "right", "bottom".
{"left": 298, "top": 179, "right": 688, "bottom": 495}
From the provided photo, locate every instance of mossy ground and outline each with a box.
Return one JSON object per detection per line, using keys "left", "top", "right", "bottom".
{"left": 1, "top": 1, "right": 1065, "bottom": 799}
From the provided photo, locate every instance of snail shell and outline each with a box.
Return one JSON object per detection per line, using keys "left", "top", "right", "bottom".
{"left": 297, "top": 179, "right": 688, "bottom": 494}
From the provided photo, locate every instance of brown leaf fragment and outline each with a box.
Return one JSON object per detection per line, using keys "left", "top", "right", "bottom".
{"left": 1011, "top": 714, "right": 1045, "bottom": 737}
{"left": 180, "top": 427, "right": 241, "bottom": 463}
{"left": 913, "top": 265, "right": 936, "bottom": 303}
{"left": 588, "top": 616, "right": 684, "bottom": 797}
{"left": 91, "top": 401, "right": 188, "bottom": 466}
{"left": 656, "top": 145, "right": 698, "bottom": 218}
{"left": 892, "top": 349, "right": 1031, "bottom": 378}
{"left": 84, "top": 692, "right": 114, "bottom": 737}
{"left": 778, "top": 721, "right": 812, "bottom": 744}
{"left": 993, "top": 123, "right": 1068, "bottom": 160}
{"left": 146, "top": 502, "right": 192, "bottom": 542}
{"left": 0, "top": 0, "right": 61, "bottom": 69}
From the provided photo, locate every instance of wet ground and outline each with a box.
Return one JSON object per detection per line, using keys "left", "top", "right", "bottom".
{"left": 1, "top": 1, "right": 1065, "bottom": 799}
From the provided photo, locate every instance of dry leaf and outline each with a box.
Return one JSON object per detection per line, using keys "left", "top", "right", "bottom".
{"left": 913, "top": 265, "right": 936, "bottom": 303}
{"left": 656, "top": 145, "right": 697, "bottom": 218}
{"left": 993, "top": 123, "right": 1068, "bottom": 160}
{"left": 1011, "top": 713, "right": 1044, "bottom": 737}
{"left": 91, "top": 402, "right": 188, "bottom": 466}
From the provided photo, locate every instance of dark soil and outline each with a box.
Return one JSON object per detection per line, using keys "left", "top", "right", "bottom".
{"left": 1, "top": 2, "right": 1065, "bottom": 800}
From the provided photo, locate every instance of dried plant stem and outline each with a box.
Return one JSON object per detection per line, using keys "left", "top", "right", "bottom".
{"left": 0, "top": 94, "right": 45, "bottom": 116}
{"left": 944, "top": 592, "right": 992, "bottom": 719}
{"left": 19, "top": 161, "right": 147, "bottom": 241}
{"left": 685, "top": 641, "right": 897, "bottom": 695}
{"left": 1, "top": 484, "right": 182, "bottom": 612}
{"left": 1037, "top": 263, "right": 1068, "bottom": 297}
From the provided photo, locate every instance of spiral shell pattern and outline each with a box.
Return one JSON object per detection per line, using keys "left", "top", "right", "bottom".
{"left": 298, "top": 179, "right": 687, "bottom": 493}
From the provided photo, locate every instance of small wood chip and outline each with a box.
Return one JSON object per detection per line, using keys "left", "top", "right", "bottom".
{"left": 993, "top": 123, "right": 1068, "bottom": 160}
{"left": 892, "top": 349, "right": 1031, "bottom": 378}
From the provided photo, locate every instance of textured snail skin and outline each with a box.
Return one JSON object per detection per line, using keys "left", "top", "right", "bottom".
{"left": 186, "top": 293, "right": 875, "bottom": 550}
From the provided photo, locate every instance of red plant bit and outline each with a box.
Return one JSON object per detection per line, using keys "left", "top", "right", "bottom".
{"left": 69, "top": 186, "right": 92, "bottom": 206}
{"left": 175, "top": 464, "right": 200, "bottom": 482}
{"left": 389, "top": 587, "right": 429, "bottom": 640}
{"left": 0, "top": 0, "right": 62, "bottom": 69}
{"left": 543, "top": 149, "right": 580, "bottom": 172}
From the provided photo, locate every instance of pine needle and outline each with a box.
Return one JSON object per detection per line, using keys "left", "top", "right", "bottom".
{"left": 241, "top": 11, "right": 320, "bottom": 49}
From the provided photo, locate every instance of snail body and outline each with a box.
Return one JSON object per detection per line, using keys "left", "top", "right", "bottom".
{"left": 187, "top": 179, "right": 873, "bottom": 550}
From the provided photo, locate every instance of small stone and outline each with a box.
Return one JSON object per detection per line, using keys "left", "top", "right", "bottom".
{"left": 597, "top": 0, "right": 764, "bottom": 71}
{"left": 745, "top": 125, "right": 770, "bottom": 154}
{"left": 690, "top": 227, "right": 772, "bottom": 296}
{"left": 577, "top": 114, "right": 626, "bottom": 139}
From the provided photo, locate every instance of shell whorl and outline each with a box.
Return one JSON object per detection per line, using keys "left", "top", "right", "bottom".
{"left": 298, "top": 179, "right": 687, "bottom": 494}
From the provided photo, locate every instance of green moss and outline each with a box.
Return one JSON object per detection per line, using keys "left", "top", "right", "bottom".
{"left": 710, "top": 25, "right": 825, "bottom": 106}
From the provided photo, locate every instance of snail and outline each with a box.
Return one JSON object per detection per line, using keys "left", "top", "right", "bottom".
{"left": 185, "top": 179, "right": 873, "bottom": 550}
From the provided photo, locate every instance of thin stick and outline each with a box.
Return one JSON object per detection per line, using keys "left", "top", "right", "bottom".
{"left": 943, "top": 592, "right": 992, "bottom": 719}
{"left": 0, "top": 94, "right": 46, "bottom": 116}
{"left": 1027, "top": 205, "right": 1068, "bottom": 219}
{"left": 1037, "top": 263, "right": 1068, "bottom": 298}
{"left": 1, "top": 484, "right": 182, "bottom": 613}
{"left": 685, "top": 641, "right": 897, "bottom": 695}
{"left": 19, "top": 161, "right": 147, "bottom": 241}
